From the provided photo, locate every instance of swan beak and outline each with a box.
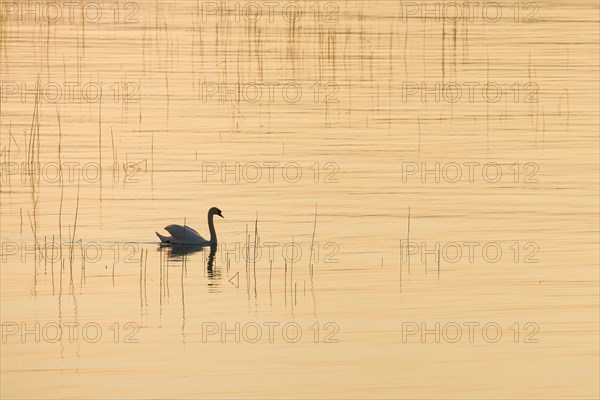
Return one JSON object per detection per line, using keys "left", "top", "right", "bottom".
{"left": 219, "top": 213, "right": 224, "bottom": 218}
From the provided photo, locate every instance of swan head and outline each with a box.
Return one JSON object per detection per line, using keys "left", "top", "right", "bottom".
{"left": 209, "top": 207, "right": 224, "bottom": 218}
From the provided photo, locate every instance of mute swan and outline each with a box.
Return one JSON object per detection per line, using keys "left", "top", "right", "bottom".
{"left": 156, "top": 207, "right": 224, "bottom": 245}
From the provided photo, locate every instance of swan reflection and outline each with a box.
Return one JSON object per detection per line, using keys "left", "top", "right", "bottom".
{"left": 158, "top": 243, "right": 220, "bottom": 280}
{"left": 161, "top": 243, "right": 206, "bottom": 258}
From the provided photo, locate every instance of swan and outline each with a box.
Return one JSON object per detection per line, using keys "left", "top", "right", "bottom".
{"left": 156, "top": 207, "right": 224, "bottom": 245}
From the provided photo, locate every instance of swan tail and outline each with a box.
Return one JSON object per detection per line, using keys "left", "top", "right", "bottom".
{"left": 156, "top": 232, "right": 170, "bottom": 243}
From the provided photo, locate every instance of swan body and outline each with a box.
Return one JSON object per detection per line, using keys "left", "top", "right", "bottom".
{"left": 156, "top": 225, "right": 208, "bottom": 245}
{"left": 156, "top": 207, "right": 223, "bottom": 245}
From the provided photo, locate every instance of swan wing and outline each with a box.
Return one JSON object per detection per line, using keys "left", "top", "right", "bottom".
{"left": 184, "top": 225, "right": 200, "bottom": 234}
{"left": 164, "top": 224, "right": 208, "bottom": 244}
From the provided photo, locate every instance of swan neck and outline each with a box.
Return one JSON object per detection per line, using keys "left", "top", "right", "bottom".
{"left": 208, "top": 212, "right": 217, "bottom": 243}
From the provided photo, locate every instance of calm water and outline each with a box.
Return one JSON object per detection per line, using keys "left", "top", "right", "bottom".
{"left": 1, "top": 1, "right": 599, "bottom": 398}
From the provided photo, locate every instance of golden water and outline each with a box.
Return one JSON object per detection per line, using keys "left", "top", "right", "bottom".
{"left": 1, "top": 1, "right": 598, "bottom": 398}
